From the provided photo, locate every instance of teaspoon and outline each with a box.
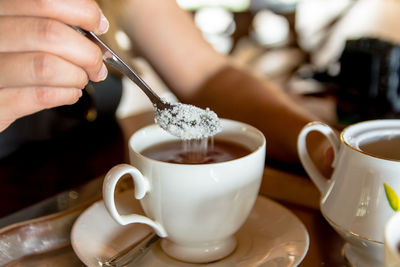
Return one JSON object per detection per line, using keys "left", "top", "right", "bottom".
{"left": 74, "top": 27, "right": 221, "bottom": 139}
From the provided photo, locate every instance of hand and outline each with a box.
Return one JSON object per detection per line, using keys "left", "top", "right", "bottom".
{"left": 0, "top": 0, "right": 109, "bottom": 131}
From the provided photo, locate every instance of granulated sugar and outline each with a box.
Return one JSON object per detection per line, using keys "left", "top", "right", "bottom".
{"left": 154, "top": 102, "right": 222, "bottom": 140}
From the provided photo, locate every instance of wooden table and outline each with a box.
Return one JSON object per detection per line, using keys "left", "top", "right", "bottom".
{"left": 0, "top": 111, "right": 348, "bottom": 266}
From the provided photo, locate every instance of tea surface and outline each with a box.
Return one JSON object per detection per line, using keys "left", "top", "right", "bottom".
{"left": 141, "top": 139, "right": 251, "bottom": 164}
{"left": 359, "top": 135, "right": 400, "bottom": 160}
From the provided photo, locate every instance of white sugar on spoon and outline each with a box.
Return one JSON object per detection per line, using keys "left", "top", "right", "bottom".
{"left": 154, "top": 102, "right": 222, "bottom": 140}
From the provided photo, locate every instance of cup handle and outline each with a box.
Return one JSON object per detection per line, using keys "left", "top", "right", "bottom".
{"left": 297, "top": 122, "right": 340, "bottom": 196}
{"left": 102, "top": 164, "right": 168, "bottom": 237}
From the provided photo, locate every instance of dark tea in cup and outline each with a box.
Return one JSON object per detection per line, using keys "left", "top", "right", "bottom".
{"left": 358, "top": 135, "right": 400, "bottom": 160}
{"left": 141, "top": 139, "right": 251, "bottom": 164}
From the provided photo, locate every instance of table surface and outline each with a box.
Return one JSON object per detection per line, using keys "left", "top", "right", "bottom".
{"left": 0, "top": 111, "right": 349, "bottom": 267}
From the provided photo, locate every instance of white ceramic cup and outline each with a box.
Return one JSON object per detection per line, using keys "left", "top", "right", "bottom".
{"left": 103, "top": 119, "right": 266, "bottom": 263}
{"left": 385, "top": 212, "right": 400, "bottom": 267}
{"left": 298, "top": 120, "right": 400, "bottom": 265}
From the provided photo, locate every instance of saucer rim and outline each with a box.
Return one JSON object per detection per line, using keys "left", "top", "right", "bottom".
{"left": 71, "top": 192, "right": 310, "bottom": 266}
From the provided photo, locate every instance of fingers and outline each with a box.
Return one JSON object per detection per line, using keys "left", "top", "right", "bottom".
{"left": 0, "top": 87, "right": 83, "bottom": 131}
{"left": 0, "top": 52, "right": 89, "bottom": 88}
{"left": 0, "top": 0, "right": 109, "bottom": 35}
{"left": 0, "top": 0, "right": 109, "bottom": 131}
{"left": 0, "top": 17, "right": 108, "bottom": 83}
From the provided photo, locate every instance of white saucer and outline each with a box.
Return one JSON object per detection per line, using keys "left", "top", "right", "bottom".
{"left": 71, "top": 190, "right": 309, "bottom": 266}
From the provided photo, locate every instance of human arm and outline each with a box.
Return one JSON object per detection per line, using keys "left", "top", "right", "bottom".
{"left": 117, "top": 0, "right": 330, "bottom": 165}
{"left": 0, "top": 0, "right": 109, "bottom": 132}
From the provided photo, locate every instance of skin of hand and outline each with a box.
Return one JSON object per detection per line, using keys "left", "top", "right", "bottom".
{"left": 118, "top": 0, "right": 328, "bottom": 164}
{"left": 0, "top": 0, "right": 110, "bottom": 132}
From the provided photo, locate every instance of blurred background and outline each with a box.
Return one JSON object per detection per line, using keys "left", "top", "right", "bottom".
{"left": 116, "top": 0, "right": 400, "bottom": 128}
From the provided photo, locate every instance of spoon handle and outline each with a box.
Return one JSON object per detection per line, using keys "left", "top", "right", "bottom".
{"left": 103, "top": 232, "right": 159, "bottom": 267}
{"left": 74, "top": 27, "right": 167, "bottom": 109}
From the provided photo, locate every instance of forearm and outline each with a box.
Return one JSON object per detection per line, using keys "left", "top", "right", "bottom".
{"left": 118, "top": 0, "right": 324, "bottom": 163}
{"left": 182, "top": 65, "right": 320, "bottom": 163}
{"left": 119, "top": 0, "right": 228, "bottom": 97}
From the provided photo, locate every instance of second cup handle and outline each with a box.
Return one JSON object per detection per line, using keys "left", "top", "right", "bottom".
{"left": 297, "top": 122, "right": 340, "bottom": 196}
{"left": 102, "top": 164, "right": 168, "bottom": 237}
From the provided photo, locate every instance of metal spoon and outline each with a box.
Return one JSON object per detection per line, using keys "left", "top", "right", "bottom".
{"left": 73, "top": 27, "right": 171, "bottom": 111}
{"left": 75, "top": 28, "right": 221, "bottom": 139}
{"left": 102, "top": 232, "right": 159, "bottom": 267}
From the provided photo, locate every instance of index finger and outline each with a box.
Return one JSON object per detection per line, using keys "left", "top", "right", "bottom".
{"left": 0, "top": 0, "right": 109, "bottom": 35}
